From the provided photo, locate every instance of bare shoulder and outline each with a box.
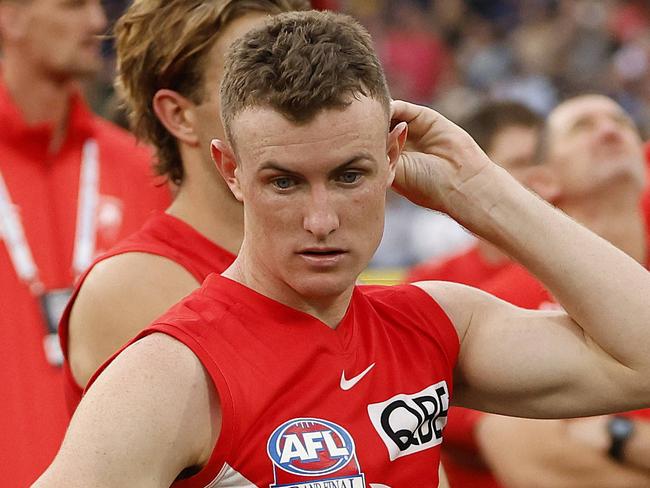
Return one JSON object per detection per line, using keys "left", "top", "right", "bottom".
{"left": 93, "top": 332, "right": 210, "bottom": 394}
{"left": 37, "top": 333, "right": 219, "bottom": 487}
{"left": 69, "top": 252, "right": 201, "bottom": 388}
{"left": 410, "top": 280, "right": 495, "bottom": 342}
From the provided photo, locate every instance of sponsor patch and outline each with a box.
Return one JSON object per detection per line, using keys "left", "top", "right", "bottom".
{"left": 367, "top": 381, "right": 449, "bottom": 461}
{"left": 267, "top": 418, "right": 365, "bottom": 488}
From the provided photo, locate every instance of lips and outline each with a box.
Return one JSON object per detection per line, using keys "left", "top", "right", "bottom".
{"left": 297, "top": 248, "right": 348, "bottom": 266}
{"left": 300, "top": 248, "right": 345, "bottom": 255}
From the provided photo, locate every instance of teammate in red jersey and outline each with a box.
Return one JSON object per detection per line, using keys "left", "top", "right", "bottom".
{"left": 0, "top": 1, "right": 169, "bottom": 485}
{"left": 35, "top": 11, "right": 650, "bottom": 487}
{"left": 406, "top": 101, "right": 543, "bottom": 287}
{"left": 59, "top": 0, "right": 310, "bottom": 413}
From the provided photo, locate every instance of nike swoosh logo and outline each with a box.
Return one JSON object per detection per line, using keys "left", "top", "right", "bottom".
{"left": 340, "top": 363, "right": 376, "bottom": 391}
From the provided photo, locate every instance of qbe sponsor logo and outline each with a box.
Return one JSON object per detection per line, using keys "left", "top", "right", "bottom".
{"left": 367, "top": 381, "right": 449, "bottom": 461}
{"left": 267, "top": 418, "right": 365, "bottom": 488}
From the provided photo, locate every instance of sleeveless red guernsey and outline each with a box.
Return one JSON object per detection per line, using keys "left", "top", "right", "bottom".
{"left": 90, "top": 275, "right": 460, "bottom": 488}
{"left": 59, "top": 212, "right": 236, "bottom": 414}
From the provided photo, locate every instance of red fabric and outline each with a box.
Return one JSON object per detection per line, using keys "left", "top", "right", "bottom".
{"left": 482, "top": 263, "right": 554, "bottom": 309}
{"left": 381, "top": 30, "right": 448, "bottom": 103}
{"left": 0, "top": 75, "right": 170, "bottom": 487}
{"left": 59, "top": 211, "right": 235, "bottom": 414}
{"left": 406, "top": 246, "right": 510, "bottom": 287}
{"left": 625, "top": 409, "right": 650, "bottom": 420}
{"left": 88, "top": 278, "right": 460, "bottom": 487}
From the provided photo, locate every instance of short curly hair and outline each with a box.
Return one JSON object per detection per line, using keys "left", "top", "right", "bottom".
{"left": 114, "top": 0, "right": 310, "bottom": 184}
{"left": 220, "top": 10, "right": 391, "bottom": 143}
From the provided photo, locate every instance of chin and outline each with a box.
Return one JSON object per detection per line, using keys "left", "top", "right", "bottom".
{"left": 290, "top": 273, "right": 356, "bottom": 301}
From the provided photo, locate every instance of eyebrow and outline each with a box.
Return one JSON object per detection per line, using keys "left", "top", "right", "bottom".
{"left": 258, "top": 152, "right": 376, "bottom": 175}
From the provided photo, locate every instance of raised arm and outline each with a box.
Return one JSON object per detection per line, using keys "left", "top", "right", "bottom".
{"left": 391, "top": 100, "right": 650, "bottom": 418}
{"left": 33, "top": 333, "right": 218, "bottom": 487}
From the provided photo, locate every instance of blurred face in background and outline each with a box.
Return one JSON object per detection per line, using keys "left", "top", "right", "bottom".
{"left": 488, "top": 124, "right": 539, "bottom": 181}
{"left": 8, "top": 0, "right": 107, "bottom": 80}
{"left": 545, "top": 95, "right": 646, "bottom": 199}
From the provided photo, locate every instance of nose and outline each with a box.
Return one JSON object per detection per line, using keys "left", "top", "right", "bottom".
{"left": 88, "top": 1, "right": 108, "bottom": 34}
{"left": 596, "top": 117, "right": 624, "bottom": 143}
{"left": 303, "top": 186, "right": 340, "bottom": 240}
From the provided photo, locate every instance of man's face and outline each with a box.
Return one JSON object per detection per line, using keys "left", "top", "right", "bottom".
{"left": 488, "top": 124, "right": 539, "bottom": 182}
{"left": 192, "top": 12, "right": 268, "bottom": 169}
{"left": 18, "top": 0, "right": 107, "bottom": 80}
{"left": 546, "top": 95, "right": 646, "bottom": 198}
{"left": 227, "top": 97, "right": 401, "bottom": 301}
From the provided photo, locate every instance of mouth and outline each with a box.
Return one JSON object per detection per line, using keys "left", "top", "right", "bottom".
{"left": 297, "top": 248, "right": 348, "bottom": 266}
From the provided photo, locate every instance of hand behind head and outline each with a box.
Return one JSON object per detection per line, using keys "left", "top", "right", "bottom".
{"left": 390, "top": 100, "right": 494, "bottom": 215}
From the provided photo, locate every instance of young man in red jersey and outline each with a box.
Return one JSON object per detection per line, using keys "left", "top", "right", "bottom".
{"left": 59, "top": 0, "right": 310, "bottom": 413}
{"left": 0, "top": 1, "right": 169, "bottom": 484}
{"left": 448, "top": 95, "right": 650, "bottom": 488}
{"left": 36, "top": 11, "right": 650, "bottom": 488}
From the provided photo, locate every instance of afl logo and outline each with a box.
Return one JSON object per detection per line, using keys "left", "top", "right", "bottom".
{"left": 267, "top": 418, "right": 355, "bottom": 476}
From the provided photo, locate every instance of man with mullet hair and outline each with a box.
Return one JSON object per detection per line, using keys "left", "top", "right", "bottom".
{"left": 37, "top": 11, "right": 650, "bottom": 488}
{"left": 0, "top": 0, "right": 168, "bottom": 484}
{"left": 58, "top": 0, "right": 309, "bottom": 414}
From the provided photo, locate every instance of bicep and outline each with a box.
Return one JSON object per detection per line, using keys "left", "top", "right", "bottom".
{"left": 36, "top": 334, "right": 218, "bottom": 487}
{"left": 416, "top": 281, "right": 631, "bottom": 418}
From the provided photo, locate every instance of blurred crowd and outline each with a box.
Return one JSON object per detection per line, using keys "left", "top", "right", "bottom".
{"left": 94, "top": 1, "right": 650, "bottom": 132}
{"left": 85, "top": 0, "right": 650, "bottom": 269}
{"left": 3, "top": 0, "right": 650, "bottom": 486}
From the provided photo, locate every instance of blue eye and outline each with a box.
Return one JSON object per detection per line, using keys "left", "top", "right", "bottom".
{"left": 272, "top": 177, "right": 295, "bottom": 190}
{"left": 339, "top": 171, "right": 362, "bottom": 184}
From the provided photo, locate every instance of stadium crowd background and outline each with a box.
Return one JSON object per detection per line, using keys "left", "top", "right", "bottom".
{"left": 88, "top": 0, "right": 650, "bottom": 270}
{"left": 3, "top": 0, "right": 650, "bottom": 486}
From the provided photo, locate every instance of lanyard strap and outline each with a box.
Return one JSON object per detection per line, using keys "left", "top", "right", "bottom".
{"left": 0, "top": 138, "right": 100, "bottom": 289}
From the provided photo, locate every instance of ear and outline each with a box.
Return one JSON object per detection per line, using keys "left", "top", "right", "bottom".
{"left": 386, "top": 122, "right": 408, "bottom": 185}
{"left": 211, "top": 139, "right": 243, "bottom": 202}
{"left": 152, "top": 89, "right": 200, "bottom": 147}
{"left": 520, "top": 165, "right": 562, "bottom": 204}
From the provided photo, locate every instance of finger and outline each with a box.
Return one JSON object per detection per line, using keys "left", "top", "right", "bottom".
{"left": 391, "top": 100, "right": 458, "bottom": 144}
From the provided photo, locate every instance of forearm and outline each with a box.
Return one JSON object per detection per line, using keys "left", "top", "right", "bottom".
{"left": 477, "top": 416, "right": 650, "bottom": 488}
{"left": 451, "top": 164, "right": 650, "bottom": 391}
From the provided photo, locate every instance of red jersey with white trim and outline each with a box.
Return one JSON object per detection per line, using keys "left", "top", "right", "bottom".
{"left": 59, "top": 211, "right": 236, "bottom": 414}
{"left": 0, "top": 75, "right": 169, "bottom": 486}
{"left": 91, "top": 275, "right": 460, "bottom": 487}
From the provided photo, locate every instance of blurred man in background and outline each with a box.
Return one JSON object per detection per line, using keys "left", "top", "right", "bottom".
{"left": 0, "top": 0, "right": 169, "bottom": 484}
{"left": 59, "top": 0, "right": 310, "bottom": 415}
{"left": 444, "top": 94, "right": 650, "bottom": 487}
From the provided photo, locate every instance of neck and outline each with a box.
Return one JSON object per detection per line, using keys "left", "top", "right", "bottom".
{"left": 3, "top": 55, "right": 75, "bottom": 153}
{"left": 167, "top": 158, "right": 244, "bottom": 256}
{"left": 224, "top": 252, "right": 354, "bottom": 329}
{"left": 558, "top": 183, "right": 647, "bottom": 264}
